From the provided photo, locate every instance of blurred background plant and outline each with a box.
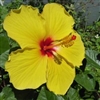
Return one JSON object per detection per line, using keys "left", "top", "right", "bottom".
{"left": 0, "top": 0, "right": 100, "bottom": 100}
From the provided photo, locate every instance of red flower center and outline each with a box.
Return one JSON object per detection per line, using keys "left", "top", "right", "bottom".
{"left": 40, "top": 37, "right": 55, "bottom": 57}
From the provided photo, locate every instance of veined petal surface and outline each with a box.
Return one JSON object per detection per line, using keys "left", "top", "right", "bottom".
{"left": 47, "top": 58, "right": 75, "bottom": 95}
{"left": 5, "top": 49, "right": 47, "bottom": 89}
{"left": 57, "top": 31, "right": 85, "bottom": 67}
{"left": 3, "top": 5, "right": 46, "bottom": 49}
{"left": 41, "top": 3, "right": 75, "bottom": 40}
{"left": 3, "top": 3, "right": 85, "bottom": 95}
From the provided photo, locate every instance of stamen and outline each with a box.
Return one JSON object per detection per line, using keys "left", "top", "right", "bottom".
{"left": 44, "top": 33, "right": 76, "bottom": 50}
{"left": 43, "top": 45, "right": 54, "bottom": 51}
{"left": 53, "top": 33, "right": 77, "bottom": 48}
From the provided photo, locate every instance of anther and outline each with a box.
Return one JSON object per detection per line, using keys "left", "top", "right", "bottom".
{"left": 53, "top": 33, "right": 76, "bottom": 48}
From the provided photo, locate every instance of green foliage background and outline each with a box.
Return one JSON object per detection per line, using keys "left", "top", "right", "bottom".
{"left": 0, "top": 0, "right": 100, "bottom": 100}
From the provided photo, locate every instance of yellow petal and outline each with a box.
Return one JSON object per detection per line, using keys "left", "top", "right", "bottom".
{"left": 46, "top": 58, "right": 75, "bottom": 95}
{"left": 41, "top": 3, "right": 74, "bottom": 40}
{"left": 3, "top": 5, "right": 46, "bottom": 49}
{"left": 5, "top": 49, "right": 47, "bottom": 89}
{"left": 57, "top": 31, "right": 85, "bottom": 67}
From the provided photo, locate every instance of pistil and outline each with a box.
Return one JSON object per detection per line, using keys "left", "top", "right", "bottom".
{"left": 43, "top": 33, "right": 76, "bottom": 50}
{"left": 40, "top": 33, "right": 76, "bottom": 57}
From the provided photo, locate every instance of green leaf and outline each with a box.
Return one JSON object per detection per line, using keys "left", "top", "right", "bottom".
{"left": 86, "top": 49, "right": 100, "bottom": 69}
{"left": 0, "top": 35, "right": 10, "bottom": 55}
{"left": 37, "top": 86, "right": 64, "bottom": 100}
{"left": 64, "top": 87, "right": 80, "bottom": 100}
{"left": 0, "top": 50, "right": 9, "bottom": 69}
{"left": 0, "top": 86, "right": 17, "bottom": 100}
{"left": 0, "top": 6, "right": 8, "bottom": 20}
{"left": 75, "top": 72, "right": 95, "bottom": 91}
{"left": 9, "top": 38, "right": 20, "bottom": 48}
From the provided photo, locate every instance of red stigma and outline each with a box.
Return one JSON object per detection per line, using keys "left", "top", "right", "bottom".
{"left": 40, "top": 37, "right": 55, "bottom": 57}
{"left": 71, "top": 35, "right": 76, "bottom": 40}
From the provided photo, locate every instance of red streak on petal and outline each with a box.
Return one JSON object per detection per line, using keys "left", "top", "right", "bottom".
{"left": 39, "top": 37, "right": 55, "bottom": 57}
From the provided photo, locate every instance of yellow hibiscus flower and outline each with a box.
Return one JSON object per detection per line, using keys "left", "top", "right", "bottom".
{"left": 3, "top": 3, "right": 85, "bottom": 95}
